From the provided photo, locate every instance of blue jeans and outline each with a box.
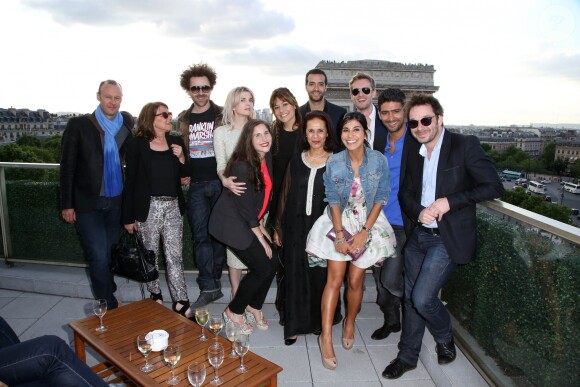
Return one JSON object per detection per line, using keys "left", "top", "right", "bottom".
{"left": 372, "top": 226, "right": 405, "bottom": 325}
{"left": 75, "top": 195, "right": 121, "bottom": 309}
{"left": 187, "top": 180, "right": 225, "bottom": 292}
{"left": 397, "top": 228, "right": 457, "bottom": 366}
{"left": 0, "top": 317, "right": 106, "bottom": 386}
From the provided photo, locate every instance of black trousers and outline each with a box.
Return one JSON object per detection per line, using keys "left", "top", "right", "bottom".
{"left": 229, "top": 236, "right": 278, "bottom": 315}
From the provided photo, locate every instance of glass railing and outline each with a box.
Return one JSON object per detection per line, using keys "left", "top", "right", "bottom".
{"left": 1, "top": 162, "right": 578, "bottom": 386}
{"left": 0, "top": 162, "right": 195, "bottom": 269}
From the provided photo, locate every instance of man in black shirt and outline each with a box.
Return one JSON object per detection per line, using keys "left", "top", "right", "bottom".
{"left": 178, "top": 63, "right": 225, "bottom": 308}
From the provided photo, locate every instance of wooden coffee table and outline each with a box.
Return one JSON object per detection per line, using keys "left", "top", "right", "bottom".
{"left": 70, "top": 299, "right": 282, "bottom": 386}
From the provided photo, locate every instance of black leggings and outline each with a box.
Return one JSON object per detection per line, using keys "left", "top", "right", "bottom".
{"left": 229, "top": 236, "right": 278, "bottom": 314}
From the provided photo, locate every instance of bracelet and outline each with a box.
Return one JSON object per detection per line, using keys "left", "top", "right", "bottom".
{"left": 361, "top": 226, "right": 371, "bottom": 233}
{"left": 333, "top": 237, "right": 346, "bottom": 246}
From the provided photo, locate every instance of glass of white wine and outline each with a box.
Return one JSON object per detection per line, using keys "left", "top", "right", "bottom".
{"left": 163, "top": 345, "right": 181, "bottom": 385}
{"left": 207, "top": 342, "right": 224, "bottom": 385}
{"left": 209, "top": 314, "right": 223, "bottom": 341}
{"left": 136, "top": 334, "right": 154, "bottom": 373}
{"left": 225, "top": 321, "right": 240, "bottom": 358}
{"left": 187, "top": 361, "right": 206, "bottom": 387}
{"left": 92, "top": 299, "right": 107, "bottom": 332}
{"left": 234, "top": 334, "right": 250, "bottom": 373}
{"left": 195, "top": 308, "right": 209, "bottom": 342}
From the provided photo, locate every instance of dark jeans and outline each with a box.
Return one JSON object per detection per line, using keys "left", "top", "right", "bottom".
{"left": 187, "top": 180, "right": 225, "bottom": 292}
{"left": 229, "top": 237, "right": 278, "bottom": 315}
{"left": 397, "top": 228, "right": 457, "bottom": 366}
{"left": 0, "top": 317, "right": 106, "bottom": 387}
{"left": 372, "top": 226, "right": 405, "bottom": 326}
{"left": 75, "top": 195, "right": 121, "bottom": 309}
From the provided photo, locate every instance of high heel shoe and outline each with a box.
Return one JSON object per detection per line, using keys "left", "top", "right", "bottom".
{"left": 245, "top": 309, "right": 269, "bottom": 330}
{"left": 317, "top": 336, "right": 337, "bottom": 370}
{"left": 342, "top": 319, "right": 354, "bottom": 350}
{"left": 284, "top": 336, "right": 297, "bottom": 346}
{"left": 149, "top": 292, "right": 163, "bottom": 304}
{"left": 172, "top": 300, "right": 192, "bottom": 318}
{"left": 223, "top": 310, "right": 253, "bottom": 335}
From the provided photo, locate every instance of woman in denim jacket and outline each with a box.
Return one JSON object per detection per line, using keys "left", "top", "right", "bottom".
{"left": 306, "top": 111, "right": 396, "bottom": 370}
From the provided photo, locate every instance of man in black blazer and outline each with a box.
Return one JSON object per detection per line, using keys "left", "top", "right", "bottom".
{"left": 59, "top": 80, "right": 133, "bottom": 310}
{"left": 382, "top": 94, "right": 504, "bottom": 379}
{"left": 349, "top": 72, "right": 388, "bottom": 153}
{"left": 299, "top": 68, "right": 346, "bottom": 141}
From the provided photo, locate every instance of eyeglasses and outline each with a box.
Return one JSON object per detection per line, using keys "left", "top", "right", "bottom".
{"left": 190, "top": 85, "right": 211, "bottom": 93}
{"left": 351, "top": 87, "right": 371, "bottom": 96}
{"left": 408, "top": 116, "right": 435, "bottom": 129}
{"left": 155, "top": 112, "right": 173, "bottom": 119}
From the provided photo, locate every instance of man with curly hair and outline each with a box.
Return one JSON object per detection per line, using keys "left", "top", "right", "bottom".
{"left": 178, "top": 63, "right": 225, "bottom": 308}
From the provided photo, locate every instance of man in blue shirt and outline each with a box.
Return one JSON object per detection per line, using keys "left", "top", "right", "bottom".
{"left": 372, "top": 88, "right": 412, "bottom": 340}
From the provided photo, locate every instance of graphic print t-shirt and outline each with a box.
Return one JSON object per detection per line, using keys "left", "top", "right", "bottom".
{"left": 188, "top": 108, "right": 218, "bottom": 182}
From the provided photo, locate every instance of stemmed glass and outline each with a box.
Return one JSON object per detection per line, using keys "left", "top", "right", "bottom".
{"left": 187, "top": 361, "right": 206, "bottom": 387}
{"left": 207, "top": 342, "right": 225, "bottom": 385}
{"left": 234, "top": 334, "right": 250, "bottom": 373}
{"left": 195, "top": 308, "right": 209, "bottom": 342}
{"left": 92, "top": 299, "right": 107, "bottom": 332}
{"left": 209, "top": 314, "right": 223, "bottom": 341}
{"left": 225, "top": 321, "right": 240, "bottom": 358}
{"left": 163, "top": 345, "right": 181, "bottom": 385}
{"left": 136, "top": 334, "right": 155, "bottom": 373}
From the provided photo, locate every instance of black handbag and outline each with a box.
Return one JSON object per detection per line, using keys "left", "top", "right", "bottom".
{"left": 110, "top": 230, "right": 159, "bottom": 282}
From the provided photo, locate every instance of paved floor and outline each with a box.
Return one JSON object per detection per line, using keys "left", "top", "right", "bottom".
{"left": 0, "top": 262, "right": 488, "bottom": 386}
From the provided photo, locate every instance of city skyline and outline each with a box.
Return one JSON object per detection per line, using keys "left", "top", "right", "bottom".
{"left": 1, "top": 0, "right": 579, "bottom": 126}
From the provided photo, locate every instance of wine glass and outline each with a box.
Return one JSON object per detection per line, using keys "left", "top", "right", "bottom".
{"left": 92, "top": 299, "right": 107, "bottom": 332}
{"left": 234, "top": 334, "right": 250, "bottom": 373}
{"left": 187, "top": 361, "right": 206, "bottom": 387}
{"left": 163, "top": 345, "right": 181, "bottom": 385}
{"left": 209, "top": 314, "right": 223, "bottom": 341}
{"left": 195, "top": 308, "right": 209, "bottom": 342}
{"left": 207, "top": 342, "right": 224, "bottom": 385}
{"left": 225, "top": 321, "right": 240, "bottom": 358}
{"left": 137, "top": 334, "right": 155, "bottom": 373}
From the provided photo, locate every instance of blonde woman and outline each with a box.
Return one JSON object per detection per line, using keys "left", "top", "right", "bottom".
{"left": 213, "top": 86, "right": 256, "bottom": 298}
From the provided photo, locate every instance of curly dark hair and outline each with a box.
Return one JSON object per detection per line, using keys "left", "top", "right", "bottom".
{"left": 179, "top": 63, "right": 217, "bottom": 91}
{"left": 299, "top": 111, "right": 337, "bottom": 152}
{"left": 224, "top": 119, "right": 271, "bottom": 193}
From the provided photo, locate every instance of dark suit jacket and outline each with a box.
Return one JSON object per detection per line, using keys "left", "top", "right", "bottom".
{"left": 398, "top": 129, "right": 504, "bottom": 264}
{"left": 209, "top": 153, "right": 273, "bottom": 251}
{"left": 59, "top": 111, "right": 133, "bottom": 212}
{"left": 372, "top": 108, "right": 388, "bottom": 153}
{"left": 398, "top": 130, "right": 415, "bottom": 236}
{"left": 121, "top": 134, "right": 189, "bottom": 225}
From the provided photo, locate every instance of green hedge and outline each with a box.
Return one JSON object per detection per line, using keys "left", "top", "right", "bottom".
{"left": 5, "top": 181, "right": 196, "bottom": 269}
{"left": 443, "top": 211, "right": 579, "bottom": 386}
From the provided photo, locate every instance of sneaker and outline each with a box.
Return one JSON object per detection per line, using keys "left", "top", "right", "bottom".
{"left": 191, "top": 290, "right": 224, "bottom": 308}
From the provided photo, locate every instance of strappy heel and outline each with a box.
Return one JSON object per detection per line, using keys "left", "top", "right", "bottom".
{"left": 318, "top": 336, "right": 337, "bottom": 370}
{"left": 150, "top": 292, "right": 163, "bottom": 304}
{"left": 172, "top": 300, "right": 192, "bottom": 318}
{"left": 223, "top": 310, "right": 253, "bottom": 334}
{"left": 245, "top": 310, "right": 269, "bottom": 330}
{"left": 342, "top": 319, "right": 354, "bottom": 350}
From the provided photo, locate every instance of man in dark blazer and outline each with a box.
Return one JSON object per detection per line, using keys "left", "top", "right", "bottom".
{"left": 371, "top": 88, "right": 414, "bottom": 341}
{"left": 299, "top": 68, "right": 346, "bottom": 141}
{"left": 59, "top": 80, "right": 133, "bottom": 310}
{"left": 382, "top": 94, "right": 504, "bottom": 379}
{"left": 349, "top": 72, "right": 388, "bottom": 153}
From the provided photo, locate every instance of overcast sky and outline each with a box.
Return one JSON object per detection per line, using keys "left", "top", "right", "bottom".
{"left": 1, "top": 0, "right": 579, "bottom": 126}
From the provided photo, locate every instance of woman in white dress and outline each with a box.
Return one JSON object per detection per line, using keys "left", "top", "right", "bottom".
{"left": 306, "top": 112, "right": 396, "bottom": 370}
{"left": 213, "top": 86, "right": 256, "bottom": 298}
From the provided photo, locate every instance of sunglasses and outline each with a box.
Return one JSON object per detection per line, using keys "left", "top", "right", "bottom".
{"left": 408, "top": 116, "right": 435, "bottom": 129}
{"left": 155, "top": 112, "right": 173, "bottom": 119}
{"left": 190, "top": 85, "right": 211, "bottom": 93}
{"left": 351, "top": 87, "right": 371, "bottom": 96}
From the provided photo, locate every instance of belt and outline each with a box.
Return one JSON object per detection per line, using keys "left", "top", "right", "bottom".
{"left": 419, "top": 226, "right": 440, "bottom": 235}
{"left": 151, "top": 196, "right": 177, "bottom": 201}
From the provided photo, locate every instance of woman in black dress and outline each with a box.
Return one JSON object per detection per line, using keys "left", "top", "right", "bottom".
{"left": 273, "top": 111, "right": 338, "bottom": 345}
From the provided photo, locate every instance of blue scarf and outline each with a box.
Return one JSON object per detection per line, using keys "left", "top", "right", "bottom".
{"left": 95, "top": 105, "right": 124, "bottom": 197}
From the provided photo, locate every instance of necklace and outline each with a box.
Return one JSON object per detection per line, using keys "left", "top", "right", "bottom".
{"left": 307, "top": 151, "right": 327, "bottom": 160}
